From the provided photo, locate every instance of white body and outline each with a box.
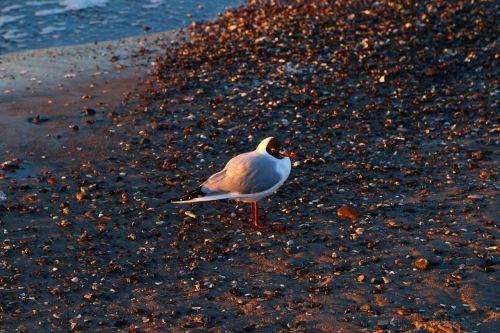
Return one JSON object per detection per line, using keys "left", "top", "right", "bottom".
{"left": 171, "top": 137, "right": 291, "bottom": 203}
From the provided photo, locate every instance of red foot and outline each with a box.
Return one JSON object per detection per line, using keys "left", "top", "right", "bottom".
{"left": 254, "top": 221, "right": 270, "bottom": 230}
{"left": 251, "top": 202, "right": 269, "bottom": 230}
{"left": 249, "top": 202, "right": 286, "bottom": 231}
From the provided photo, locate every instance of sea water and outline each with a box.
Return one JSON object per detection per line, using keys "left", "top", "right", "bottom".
{"left": 0, "top": 0, "right": 244, "bottom": 54}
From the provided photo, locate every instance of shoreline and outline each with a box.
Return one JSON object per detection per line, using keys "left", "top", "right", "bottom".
{"left": 0, "top": 30, "right": 184, "bottom": 178}
{"left": 0, "top": 0, "right": 498, "bottom": 332}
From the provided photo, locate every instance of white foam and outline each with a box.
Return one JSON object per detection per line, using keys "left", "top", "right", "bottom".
{"left": 2, "top": 4, "right": 23, "bottom": 13}
{"left": 35, "top": 0, "right": 109, "bottom": 16}
{"left": 3, "top": 29, "right": 29, "bottom": 40}
{"left": 0, "top": 15, "right": 25, "bottom": 28}
{"left": 143, "top": 0, "right": 164, "bottom": 9}
{"left": 35, "top": 8, "right": 67, "bottom": 16}
{"left": 40, "top": 25, "right": 67, "bottom": 35}
{"left": 59, "top": 0, "right": 109, "bottom": 10}
{"left": 26, "top": 1, "right": 59, "bottom": 6}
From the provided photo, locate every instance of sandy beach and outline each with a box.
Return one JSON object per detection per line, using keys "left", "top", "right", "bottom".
{"left": 1, "top": 0, "right": 498, "bottom": 332}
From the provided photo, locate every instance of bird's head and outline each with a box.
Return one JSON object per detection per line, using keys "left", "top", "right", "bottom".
{"left": 256, "top": 137, "right": 296, "bottom": 159}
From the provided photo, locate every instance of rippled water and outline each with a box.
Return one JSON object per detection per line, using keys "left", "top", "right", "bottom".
{"left": 0, "top": 0, "right": 244, "bottom": 54}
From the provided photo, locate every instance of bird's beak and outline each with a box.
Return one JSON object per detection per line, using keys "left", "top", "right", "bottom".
{"left": 280, "top": 151, "right": 296, "bottom": 159}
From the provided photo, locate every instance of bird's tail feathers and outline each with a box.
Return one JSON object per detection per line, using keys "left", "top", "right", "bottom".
{"left": 167, "top": 186, "right": 206, "bottom": 203}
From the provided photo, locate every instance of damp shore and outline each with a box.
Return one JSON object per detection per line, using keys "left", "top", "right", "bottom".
{"left": 0, "top": 1, "right": 498, "bottom": 331}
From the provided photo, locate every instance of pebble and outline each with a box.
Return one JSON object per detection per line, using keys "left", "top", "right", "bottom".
{"left": 0, "top": 191, "right": 6, "bottom": 201}
{"left": 385, "top": 219, "right": 401, "bottom": 228}
{"left": 185, "top": 211, "right": 197, "bottom": 219}
{"left": 1, "top": 159, "right": 21, "bottom": 170}
{"left": 0, "top": 1, "right": 496, "bottom": 331}
{"left": 28, "top": 115, "right": 48, "bottom": 124}
{"left": 337, "top": 205, "right": 361, "bottom": 220}
{"left": 359, "top": 303, "right": 371, "bottom": 311}
{"left": 83, "top": 107, "right": 96, "bottom": 117}
{"left": 377, "top": 320, "right": 389, "bottom": 328}
{"left": 76, "top": 189, "right": 88, "bottom": 201}
{"left": 414, "top": 258, "right": 429, "bottom": 270}
{"left": 397, "top": 306, "right": 412, "bottom": 316}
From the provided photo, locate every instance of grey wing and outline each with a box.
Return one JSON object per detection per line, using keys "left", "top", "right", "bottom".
{"left": 201, "top": 152, "right": 282, "bottom": 195}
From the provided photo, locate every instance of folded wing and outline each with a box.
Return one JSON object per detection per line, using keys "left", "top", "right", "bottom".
{"left": 202, "top": 152, "right": 282, "bottom": 195}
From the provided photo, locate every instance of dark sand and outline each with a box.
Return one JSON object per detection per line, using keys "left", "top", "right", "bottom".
{"left": 1, "top": 0, "right": 499, "bottom": 332}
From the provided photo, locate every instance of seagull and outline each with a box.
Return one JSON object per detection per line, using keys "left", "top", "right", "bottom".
{"left": 168, "top": 137, "right": 295, "bottom": 229}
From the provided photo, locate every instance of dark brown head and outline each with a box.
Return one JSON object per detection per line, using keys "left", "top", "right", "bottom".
{"left": 256, "top": 137, "right": 295, "bottom": 159}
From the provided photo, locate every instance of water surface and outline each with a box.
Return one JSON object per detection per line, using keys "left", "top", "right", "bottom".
{"left": 0, "top": 0, "right": 244, "bottom": 54}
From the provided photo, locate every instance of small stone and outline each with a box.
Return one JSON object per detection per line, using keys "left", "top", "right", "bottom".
{"left": 337, "top": 205, "right": 361, "bottom": 220}
{"left": 76, "top": 190, "right": 87, "bottom": 201}
{"left": 57, "top": 219, "right": 69, "bottom": 227}
{"left": 1, "top": 159, "right": 21, "bottom": 170}
{"left": 423, "top": 68, "right": 436, "bottom": 77}
{"left": 338, "top": 245, "right": 349, "bottom": 252}
{"left": 229, "top": 287, "right": 242, "bottom": 296}
{"left": 414, "top": 258, "right": 429, "bottom": 270}
{"left": 83, "top": 293, "right": 94, "bottom": 300}
{"left": 192, "top": 315, "right": 204, "bottom": 324}
{"left": 286, "top": 240, "right": 295, "bottom": 246}
{"left": 382, "top": 276, "right": 391, "bottom": 284}
{"left": 263, "top": 290, "right": 273, "bottom": 297}
{"left": 385, "top": 219, "right": 400, "bottom": 228}
{"left": 29, "top": 115, "right": 50, "bottom": 124}
{"left": 185, "top": 211, "right": 197, "bottom": 219}
{"left": 396, "top": 306, "right": 412, "bottom": 316}
{"left": 121, "top": 192, "right": 130, "bottom": 203}
{"left": 377, "top": 319, "right": 389, "bottom": 328}
{"left": 467, "top": 194, "right": 484, "bottom": 200}
{"left": 83, "top": 107, "right": 96, "bottom": 117}
{"left": 480, "top": 170, "right": 490, "bottom": 179}
{"left": 356, "top": 274, "right": 366, "bottom": 282}
{"left": 359, "top": 303, "right": 371, "bottom": 311}
{"left": 432, "top": 309, "right": 447, "bottom": 318}
{"left": 71, "top": 277, "right": 79, "bottom": 283}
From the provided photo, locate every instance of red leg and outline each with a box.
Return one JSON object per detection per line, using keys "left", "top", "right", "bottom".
{"left": 252, "top": 202, "right": 269, "bottom": 230}
{"left": 250, "top": 202, "right": 255, "bottom": 219}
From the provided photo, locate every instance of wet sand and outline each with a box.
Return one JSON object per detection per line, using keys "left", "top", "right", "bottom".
{"left": 1, "top": 0, "right": 499, "bottom": 332}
